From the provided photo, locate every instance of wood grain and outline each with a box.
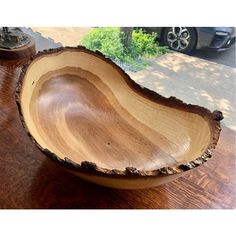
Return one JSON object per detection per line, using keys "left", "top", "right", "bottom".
{"left": 16, "top": 47, "right": 223, "bottom": 189}
{"left": 0, "top": 30, "right": 235, "bottom": 208}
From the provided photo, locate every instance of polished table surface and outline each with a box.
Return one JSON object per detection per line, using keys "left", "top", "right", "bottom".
{"left": 0, "top": 30, "right": 235, "bottom": 209}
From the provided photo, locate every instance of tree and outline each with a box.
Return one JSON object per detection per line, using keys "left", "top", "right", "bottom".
{"left": 120, "top": 27, "right": 133, "bottom": 49}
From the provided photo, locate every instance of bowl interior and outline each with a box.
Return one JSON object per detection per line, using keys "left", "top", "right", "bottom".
{"left": 20, "top": 49, "right": 212, "bottom": 171}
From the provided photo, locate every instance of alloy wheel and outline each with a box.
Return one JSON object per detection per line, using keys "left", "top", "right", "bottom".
{"left": 167, "top": 27, "right": 191, "bottom": 51}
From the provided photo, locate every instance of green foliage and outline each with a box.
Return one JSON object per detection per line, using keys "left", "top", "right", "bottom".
{"left": 128, "top": 30, "right": 158, "bottom": 57}
{"left": 81, "top": 28, "right": 124, "bottom": 61}
{"left": 81, "top": 27, "right": 168, "bottom": 71}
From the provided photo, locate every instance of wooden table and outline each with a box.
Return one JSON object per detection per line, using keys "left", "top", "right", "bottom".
{"left": 0, "top": 30, "right": 235, "bottom": 209}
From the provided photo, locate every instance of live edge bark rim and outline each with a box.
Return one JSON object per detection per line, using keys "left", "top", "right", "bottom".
{"left": 15, "top": 46, "right": 224, "bottom": 179}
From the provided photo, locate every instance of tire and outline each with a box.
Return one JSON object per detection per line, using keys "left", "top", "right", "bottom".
{"left": 163, "top": 27, "right": 197, "bottom": 53}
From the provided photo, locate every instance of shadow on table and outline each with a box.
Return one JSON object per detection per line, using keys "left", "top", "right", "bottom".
{"left": 29, "top": 158, "right": 169, "bottom": 209}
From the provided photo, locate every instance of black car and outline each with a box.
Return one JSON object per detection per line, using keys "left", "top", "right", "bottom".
{"left": 144, "top": 27, "right": 235, "bottom": 53}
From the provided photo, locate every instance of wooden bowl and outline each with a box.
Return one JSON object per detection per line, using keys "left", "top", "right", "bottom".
{"left": 16, "top": 47, "right": 223, "bottom": 189}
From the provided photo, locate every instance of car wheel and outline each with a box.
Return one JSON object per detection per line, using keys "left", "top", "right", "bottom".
{"left": 163, "top": 27, "right": 197, "bottom": 53}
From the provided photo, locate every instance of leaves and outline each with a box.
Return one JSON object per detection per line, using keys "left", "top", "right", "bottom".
{"left": 81, "top": 27, "right": 168, "bottom": 71}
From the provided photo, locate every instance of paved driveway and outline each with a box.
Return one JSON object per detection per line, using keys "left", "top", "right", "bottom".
{"left": 31, "top": 27, "right": 91, "bottom": 46}
{"left": 190, "top": 44, "right": 235, "bottom": 68}
{"left": 129, "top": 52, "right": 236, "bottom": 131}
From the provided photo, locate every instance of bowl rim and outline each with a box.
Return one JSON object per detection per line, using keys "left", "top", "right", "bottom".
{"left": 15, "top": 46, "right": 223, "bottom": 178}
